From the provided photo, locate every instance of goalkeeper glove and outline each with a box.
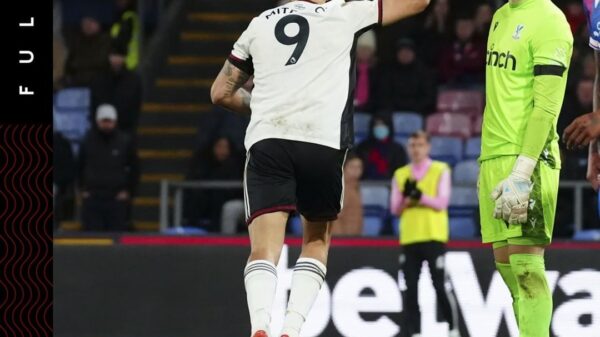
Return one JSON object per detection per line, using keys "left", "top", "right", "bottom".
{"left": 491, "top": 155, "right": 536, "bottom": 225}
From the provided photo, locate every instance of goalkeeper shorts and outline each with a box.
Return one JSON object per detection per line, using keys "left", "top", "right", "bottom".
{"left": 478, "top": 155, "right": 559, "bottom": 246}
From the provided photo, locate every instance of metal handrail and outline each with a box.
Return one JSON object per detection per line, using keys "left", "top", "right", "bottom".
{"left": 159, "top": 179, "right": 594, "bottom": 233}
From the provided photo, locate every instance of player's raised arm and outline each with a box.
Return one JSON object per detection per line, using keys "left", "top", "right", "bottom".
{"left": 381, "top": 0, "right": 431, "bottom": 26}
{"left": 210, "top": 60, "right": 252, "bottom": 114}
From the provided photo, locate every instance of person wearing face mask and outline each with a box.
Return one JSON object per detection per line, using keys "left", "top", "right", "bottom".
{"left": 79, "top": 104, "right": 140, "bottom": 231}
{"left": 356, "top": 114, "right": 408, "bottom": 180}
{"left": 390, "top": 131, "right": 459, "bottom": 337}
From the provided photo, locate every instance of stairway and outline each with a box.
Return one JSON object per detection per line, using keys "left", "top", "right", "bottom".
{"left": 132, "top": 0, "right": 276, "bottom": 231}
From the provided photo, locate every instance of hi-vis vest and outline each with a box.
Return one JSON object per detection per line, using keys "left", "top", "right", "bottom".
{"left": 111, "top": 10, "right": 140, "bottom": 70}
{"left": 394, "top": 161, "right": 449, "bottom": 245}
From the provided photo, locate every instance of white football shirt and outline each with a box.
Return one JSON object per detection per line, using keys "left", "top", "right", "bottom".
{"left": 229, "top": 0, "right": 381, "bottom": 150}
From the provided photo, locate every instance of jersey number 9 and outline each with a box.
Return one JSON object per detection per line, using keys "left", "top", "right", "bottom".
{"left": 275, "top": 15, "right": 310, "bottom": 66}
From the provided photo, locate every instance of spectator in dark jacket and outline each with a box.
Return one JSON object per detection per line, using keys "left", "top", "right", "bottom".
{"left": 54, "top": 132, "right": 76, "bottom": 229}
{"left": 438, "top": 16, "right": 486, "bottom": 86}
{"left": 381, "top": 38, "right": 437, "bottom": 114}
{"left": 184, "top": 137, "right": 244, "bottom": 232}
{"left": 418, "top": 0, "right": 453, "bottom": 66}
{"left": 63, "top": 16, "right": 111, "bottom": 87}
{"left": 356, "top": 114, "right": 408, "bottom": 180}
{"left": 354, "top": 30, "right": 382, "bottom": 114}
{"left": 79, "top": 104, "right": 140, "bottom": 231}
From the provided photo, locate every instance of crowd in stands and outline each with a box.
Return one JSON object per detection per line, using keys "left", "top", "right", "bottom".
{"left": 53, "top": 0, "right": 142, "bottom": 231}
{"left": 188, "top": 0, "right": 599, "bottom": 237}
{"left": 53, "top": 0, "right": 600, "bottom": 236}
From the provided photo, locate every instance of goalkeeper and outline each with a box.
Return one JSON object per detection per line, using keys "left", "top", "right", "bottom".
{"left": 478, "top": 0, "right": 572, "bottom": 336}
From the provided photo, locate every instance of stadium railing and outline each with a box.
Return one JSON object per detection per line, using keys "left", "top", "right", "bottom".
{"left": 159, "top": 179, "right": 593, "bottom": 235}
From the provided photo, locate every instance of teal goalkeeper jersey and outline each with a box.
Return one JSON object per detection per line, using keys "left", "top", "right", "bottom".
{"left": 480, "top": 0, "right": 573, "bottom": 168}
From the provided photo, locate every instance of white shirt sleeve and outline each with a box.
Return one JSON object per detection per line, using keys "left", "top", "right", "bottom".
{"left": 339, "top": 0, "right": 382, "bottom": 32}
{"left": 229, "top": 18, "right": 256, "bottom": 74}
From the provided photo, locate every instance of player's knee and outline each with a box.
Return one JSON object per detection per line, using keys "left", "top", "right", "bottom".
{"left": 248, "top": 246, "right": 282, "bottom": 265}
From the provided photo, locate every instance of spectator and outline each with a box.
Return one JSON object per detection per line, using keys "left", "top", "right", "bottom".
{"left": 438, "top": 15, "right": 486, "bottom": 86}
{"left": 381, "top": 38, "right": 437, "bottom": 114}
{"left": 559, "top": 79, "right": 593, "bottom": 179}
{"left": 79, "top": 104, "right": 140, "bottom": 231}
{"left": 185, "top": 136, "right": 244, "bottom": 232}
{"left": 390, "top": 130, "right": 458, "bottom": 337}
{"left": 110, "top": 0, "right": 141, "bottom": 72}
{"left": 332, "top": 153, "right": 364, "bottom": 236}
{"left": 53, "top": 132, "right": 76, "bottom": 230}
{"left": 356, "top": 114, "right": 408, "bottom": 180}
{"left": 89, "top": 0, "right": 142, "bottom": 133}
{"left": 473, "top": 3, "right": 493, "bottom": 39}
{"left": 63, "top": 16, "right": 111, "bottom": 87}
{"left": 419, "top": 0, "right": 453, "bottom": 66}
{"left": 354, "top": 30, "right": 382, "bottom": 114}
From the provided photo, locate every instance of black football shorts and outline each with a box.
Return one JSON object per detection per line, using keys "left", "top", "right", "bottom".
{"left": 244, "top": 138, "right": 347, "bottom": 225}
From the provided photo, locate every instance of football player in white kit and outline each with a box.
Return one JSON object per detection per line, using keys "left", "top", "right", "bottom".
{"left": 210, "top": 0, "right": 430, "bottom": 336}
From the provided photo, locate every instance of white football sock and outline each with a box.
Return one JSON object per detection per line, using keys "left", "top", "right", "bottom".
{"left": 244, "top": 260, "right": 278, "bottom": 336}
{"left": 281, "top": 257, "right": 327, "bottom": 337}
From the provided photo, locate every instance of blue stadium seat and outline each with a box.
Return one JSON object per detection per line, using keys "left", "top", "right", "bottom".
{"left": 449, "top": 187, "right": 478, "bottom": 238}
{"left": 453, "top": 160, "right": 479, "bottom": 185}
{"left": 362, "top": 215, "right": 384, "bottom": 236}
{"left": 430, "top": 136, "right": 463, "bottom": 165}
{"left": 354, "top": 112, "right": 371, "bottom": 137}
{"left": 450, "top": 187, "right": 478, "bottom": 207}
{"left": 450, "top": 217, "right": 476, "bottom": 239}
{"left": 392, "top": 217, "right": 401, "bottom": 237}
{"left": 360, "top": 185, "right": 390, "bottom": 213}
{"left": 393, "top": 112, "right": 423, "bottom": 136}
{"left": 394, "top": 136, "right": 409, "bottom": 150}
{"left": 54, "top": 88, "right": 92, "bottom": 145}
{"left": 573, "top": 229, "right": 600, "bottom": 241}
{"left": 54, "top": 87, "right": 91, "bottom": 110}
{"left": 465, "top": 137, "right": 481, "bottom": 159}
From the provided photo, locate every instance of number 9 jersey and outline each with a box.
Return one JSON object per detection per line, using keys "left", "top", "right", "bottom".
{"left": 228, "top": 0, "right": 382, "bottom": 151}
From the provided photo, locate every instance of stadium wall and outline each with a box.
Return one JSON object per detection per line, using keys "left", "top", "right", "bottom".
{"left": 54, "top": 237, "right": 600, "bottom": 337}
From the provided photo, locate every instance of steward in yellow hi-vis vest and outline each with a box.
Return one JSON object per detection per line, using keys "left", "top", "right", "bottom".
{"left": 110, "top": 1, "right": 140, "bottom": 71}
{"left": 394, "top": 160, "right": 449, "bottom": 245}
{"left": 389, "top": 131, "right": 458, "bottom": 337}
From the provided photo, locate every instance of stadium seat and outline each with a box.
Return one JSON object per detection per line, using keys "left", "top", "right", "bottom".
{"left": 392, "top": 112, "right": 423, "bottom": 136}
{"left": 392, "top": 217, "right": 400, "bottom": 237}
{"left": 450, "top": 187, "right": 478, "bottom": 207}
{"left": 54, "top": 87, "right": 91, "bottom": 109}
{"left": 437, "top": 90, "right": 484, "bottom": 116}
{"left": 53, "top": 88, "right": 92, "bottom": 145}
{"left": 354, "top": 112, "right": 371, "bottom": 139}
{"left": 426, "top": 112, "right": 472, "bottom": 139}
{"left": 360, "top": 185, "right": 390, "bottom": 213}
{"left": 453, "top": 160, "right": 479, "bottom": 185}
{"left": 450, "top": 217, "right": 476, "bottom": 239}
{"left": 362, "top": 215, "right": 384, "bottom": 236}
{"left": 465, "top": 137, "right": 481, "bottom": 159}
{"left": 449, "top": 187, "right": 478, "bottom": 239}
{"left": 394, "top": 135, "right": 409, "bottom": 150}
{"left": 573, "top": 229, "right": 600, "bottom": 241}
{"left": 429, "top": 136, "right": 463, "bottom": 165}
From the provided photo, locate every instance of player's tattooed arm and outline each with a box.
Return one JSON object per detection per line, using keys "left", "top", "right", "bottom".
{"left": 211, "top": 60, "right": 252, "bottom": 114}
